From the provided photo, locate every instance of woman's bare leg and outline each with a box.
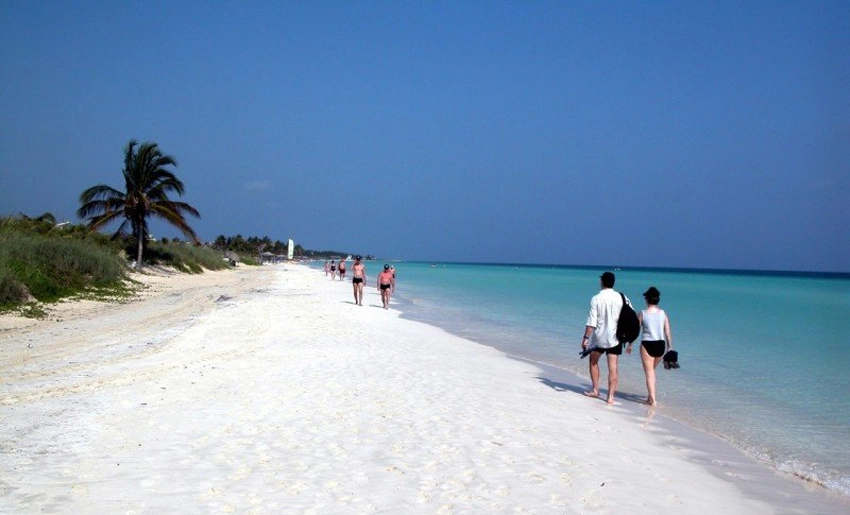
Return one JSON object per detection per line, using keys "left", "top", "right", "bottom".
{"left": 640, "top": 345, "right": 658, "bottom": 406}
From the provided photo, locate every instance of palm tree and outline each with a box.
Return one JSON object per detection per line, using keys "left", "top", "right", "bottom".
{"left": 213, "top": 235, "right": 228, "bottom": 252}
{"left": 78, "top": 140, "right": 200, "bottom": 270}
{"left": 22, "top": 212, "right": 57, "bottom": 225}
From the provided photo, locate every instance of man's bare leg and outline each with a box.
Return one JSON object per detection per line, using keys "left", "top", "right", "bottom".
{"left": 584, "top": 351, "right": 601, "bottom": 397}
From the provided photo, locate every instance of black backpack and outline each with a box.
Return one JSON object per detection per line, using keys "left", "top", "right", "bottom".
{"left": 616, "top": 292, "right": 640, "bottom": 344}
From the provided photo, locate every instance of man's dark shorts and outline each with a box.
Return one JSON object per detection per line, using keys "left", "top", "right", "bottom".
{"left": 593, "top": 343, "right": 623, "bottom": 356}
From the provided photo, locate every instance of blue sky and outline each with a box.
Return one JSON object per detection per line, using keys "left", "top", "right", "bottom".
{"left": 1, "top": 2, "right": 848, "bottom": 272}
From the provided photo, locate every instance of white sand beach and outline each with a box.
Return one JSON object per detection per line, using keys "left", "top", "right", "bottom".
{"left": 1, "top": 264, "right": 847, "bottom": 514}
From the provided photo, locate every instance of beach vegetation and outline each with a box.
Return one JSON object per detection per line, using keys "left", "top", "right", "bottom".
{"left": 16, "top": 302, "right": 49, "bottom": 319}
{"left": 78, "top": 140, "right": 201, "bottom": 271}
{"left": 0, "top": 218, "right": 128, "bottom": 310}
{"left": 300, "top": 249, "right": 376, "bottom": 261}
{"left": 145, "top": 241, "right": 230, "bottom": 274}
{"left": 211, "top": 234, "right": 299, "bottom": 259}
{"left": 0, "top": 214, "right": 230, "bottom": 314}
{"left": 240, "top": 255, "right": 260, "bottom": 266}
{"left": 207, "top": 234, "right": 367, "bottom": 263}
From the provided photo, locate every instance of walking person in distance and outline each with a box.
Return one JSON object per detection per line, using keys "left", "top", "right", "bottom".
{"left": 351, "top": 256, "right": 366, "bottom": 306}
{"left": 377, "top": 264, "right": 394, "bottom": 310}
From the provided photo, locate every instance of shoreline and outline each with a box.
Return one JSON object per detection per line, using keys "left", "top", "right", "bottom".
{"left": 388, "top": 261, "right": 850, "bottom": 502}
{"left": 516, "top": 358, "right": 850, "bottom": 513}
{"left": 1, "top": 264, "right": 847, "bottom": 513}
{"left": 394, "top": 289, "right": 850, "bottom": 511}
{"left": 395, "top": 294, "right": 850, "bottom": 510}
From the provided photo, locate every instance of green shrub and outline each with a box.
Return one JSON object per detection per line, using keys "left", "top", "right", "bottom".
{"left": 0, "top": 225, "right": 127, "bottom": 304}
{"left": 241, "top": 255, "right": 260, "bottom": 266}
{"left": 0, "top": 214, "right": 261, "bottom": 311}
{"left": 0, "top": 265, "right": 31, "bottom": 306}
{"left": 145, "top": 242, "right": 230, "bottom": 273}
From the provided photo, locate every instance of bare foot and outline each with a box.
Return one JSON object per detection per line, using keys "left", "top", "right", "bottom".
{"left": 583, "top": 390, "right": 599, "bottom": 398}
{"left": 606, "top": 396, "right": 616, "bottom": 405}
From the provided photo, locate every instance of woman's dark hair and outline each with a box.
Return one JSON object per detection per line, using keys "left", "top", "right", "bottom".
{"left": 643, "top": 286, "right": 661, "bottom": 305}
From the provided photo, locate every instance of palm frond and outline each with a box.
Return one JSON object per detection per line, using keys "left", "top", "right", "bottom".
{"left": 79, "top": 139, "right": 201, "bottom": 267}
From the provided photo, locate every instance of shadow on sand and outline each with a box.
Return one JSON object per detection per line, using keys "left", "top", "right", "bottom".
{"left": 537, "top": 376, "right": 648, "bottom": 406}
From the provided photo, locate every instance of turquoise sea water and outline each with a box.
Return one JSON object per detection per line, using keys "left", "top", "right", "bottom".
{"left": 329, "top": 261, "right": 850, "bottom": 498}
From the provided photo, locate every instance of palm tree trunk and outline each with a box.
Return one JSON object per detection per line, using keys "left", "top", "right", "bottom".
{"left": 136, "top": 231, "right": 144, "bottom": 271}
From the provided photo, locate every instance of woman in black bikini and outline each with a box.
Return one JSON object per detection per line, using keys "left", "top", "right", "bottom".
{"left": 626, "top": 287, "right": 674, "bottom": 406}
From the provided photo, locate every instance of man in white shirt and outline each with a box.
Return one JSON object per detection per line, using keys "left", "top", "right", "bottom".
{"left": 580, "top": 271, "right": 630, "bottom": 405}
